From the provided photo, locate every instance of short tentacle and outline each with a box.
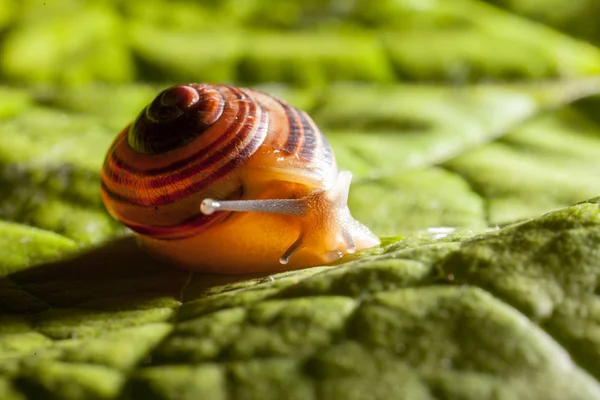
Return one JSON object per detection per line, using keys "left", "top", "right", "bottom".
{"left": 279, "top": 235, "right": 305, "bottom": 265}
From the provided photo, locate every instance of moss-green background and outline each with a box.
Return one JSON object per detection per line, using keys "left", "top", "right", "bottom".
{"left": 3, "top": 1, "right": 600, "bottom": 399}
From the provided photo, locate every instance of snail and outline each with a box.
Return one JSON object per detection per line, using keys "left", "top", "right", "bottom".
{"left": 101, "top": 83, "right": 380, "bottom": 274}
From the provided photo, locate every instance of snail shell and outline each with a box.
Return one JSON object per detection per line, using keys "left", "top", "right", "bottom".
{"left": 101, "top": 84, "right": 380, "bottom": 274}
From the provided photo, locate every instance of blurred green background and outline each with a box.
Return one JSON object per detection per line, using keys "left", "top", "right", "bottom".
{"left": 3, "top": 0, "right": 600, "bottom": 246}
{"left": 1, "top": 0, "right": 600, "bottom": 86}
{"left": 2, "top": 0, "right": 600, "bottom": 246}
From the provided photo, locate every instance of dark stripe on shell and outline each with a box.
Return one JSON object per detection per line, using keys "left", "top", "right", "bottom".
{"left": 277, "top": 100, "right": 304, "bottom": 155}
{"left": 101, "top": 180, "right": 134, "bottom": 204}
{"left": 297, "top": 111, "right": 318, "bottom": 162}
{"left": 123, "top": 212, "right": 219, "bottom": 239}
{"left": 108, "top": 87, "right": 245, "bottom": 176}
{"left": 118, "top": 185, "right": 245, "bottom": 239}
{"left": 128, "top": 85, "right": 225, "bottom": 155}
{"left": 144, "top": 93, "right": 258, "bottom": 189}
{"left": 320, "top": 134, "right": 335, "bottom": 169}
{"left": 157, "top": 109, "right": 267, "bottom": 204}
{"left": 114, "top": 150, "right": 256, "bottom": 239}
{"left": 102, "top": 93, "right": 268, "bottom": 207}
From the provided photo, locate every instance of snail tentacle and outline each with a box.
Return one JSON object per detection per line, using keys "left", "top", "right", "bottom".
{"left": 200, "top": 198, "right": 308, "bottom": 216}
{"left": 200, "top": 170, "right": 355, "bottom": 217}
{"left": 326, "top": 170, "right": 353, "bottom": 206}
{"left": 279, "top": 235, "right": 305, "bottom": 265}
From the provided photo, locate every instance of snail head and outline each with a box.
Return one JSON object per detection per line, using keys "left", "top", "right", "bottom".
{"left": 128, "top": 84, "right": 225, "bottom": 154}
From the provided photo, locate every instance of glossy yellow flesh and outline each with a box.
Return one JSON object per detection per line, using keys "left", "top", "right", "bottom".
{"left": 137, "top": 207, "right": 324, "bottom": 273}
{"left": 137, "top": 176, "right": 325, "bottom": 273}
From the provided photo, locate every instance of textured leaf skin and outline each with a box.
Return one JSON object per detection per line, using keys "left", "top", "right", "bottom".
{"left": 2, "top": 1, "right": 600, "bottom": 399}
{"left": 3, "top": 204, "right": 600, "bottom": 399}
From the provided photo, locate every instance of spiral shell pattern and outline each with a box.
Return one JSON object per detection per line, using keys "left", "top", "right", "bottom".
{"left": 101, "top": 83, "right": 335, "bottom": 239}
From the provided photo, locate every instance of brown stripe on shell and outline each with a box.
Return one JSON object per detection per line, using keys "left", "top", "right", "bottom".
{"left": 296, "top": 110, "right": 318, "bottom": 162}
{"left": 145, "top": 90, "right": 259, "bottom": 188}
{"left": 103, "top": 88, "right": 253, "bottom": 203}
{"left": 277, "top": 100, "right": 304, "bottom": 155}
{"left": 257, "top": 91, "right": 335, "bottom": 175}
{"left": 114, "top": 189, "right": 239, "bottom": 239}
{"left": 142, "top": 104, "right": 268, "bottom": 206}
{"left": 128, "top": 84, "right": 225, "bottom": 155}
{"left": 106, "top": 86, "right": 246, "bottom": 176}
{"left": 122, "top": 212, "right": 220, "bottom": 239}
{"left": 101, "top": 86, "right": 268, "bottom": 207}
{"left": 320, "top": 134, "right": 335, "bottom": 170}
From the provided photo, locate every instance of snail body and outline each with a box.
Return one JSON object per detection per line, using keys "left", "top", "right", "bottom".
{"left": 101, "top": 83, "right": 379, "bottom": 274}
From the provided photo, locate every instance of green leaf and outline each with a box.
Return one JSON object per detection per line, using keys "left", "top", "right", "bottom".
{"left": 317, "top": 79, "right": 600, "bottom": 178}
{"left": 0, "top": 221, "right": 75, "bottom": 276}
{"left": 36, "top": 83, "right": 161, "bottom": 132}
{"left": 237, "top": 32, "right": 395, "bottom": 86}
{"left": 0, "top": 88, "right": 31, "bottom": 120}
{"left": 1, "top": 4, "right": 134, "bottom": 85}
{"left": 484, "top": 0, "right": 600, "bottom": 46}
{"left": 2, "top": 203, "right": 600, "bottom": 398}
{"left": 348, "top": 168, "right": 487, "bottom": 237}
{"left": 438, "top": 200, "right": 600, "bottom": 380}
{"left": 443, "top": 105, "right": 600, "bottom": 224}
{"left": 0, "top": 108, "right": 124, "bottom": 244}
{"left": 129, "top": 23, "right": 243, "bottom": 84}
{"left": 0, "top": 0, "right": 15, "bottom": 31}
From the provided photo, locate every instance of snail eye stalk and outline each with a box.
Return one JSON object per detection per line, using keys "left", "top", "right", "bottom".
{"left": 200, "top": 198, "right": 307, "bottom": 216}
